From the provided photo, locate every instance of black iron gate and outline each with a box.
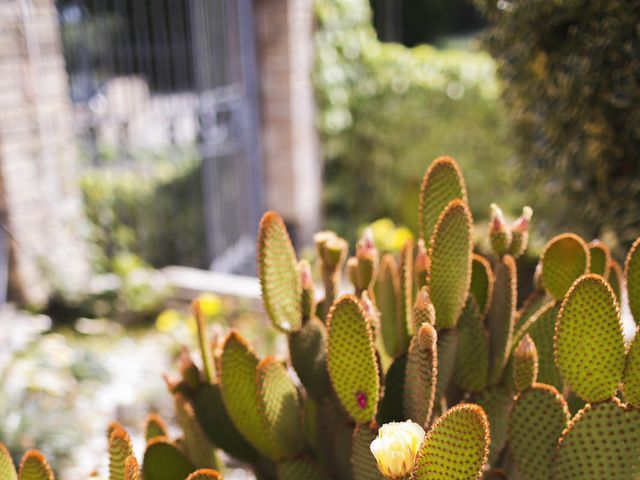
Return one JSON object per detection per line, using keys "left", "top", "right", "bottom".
{"left": 57, "top": 0, "right": 263, "bottom": 274}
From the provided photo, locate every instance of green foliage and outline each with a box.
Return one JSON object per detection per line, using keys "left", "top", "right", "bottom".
{"left": 315, "top": 0, "right": 517, "bottom": 242}
{"left": 142, "top": 439, "right": 195, "bottom": 480}
{"left": 476, "top": 0, "right": 640, "bottom": 249}
{"left": 404, "top": 323, "right": 438, "bottom": 427}
{"left": 540, "top": 234, "right": 589, "bottom": 301}
{"left": 81, "top": 150, "right": 206, "bottom": 272}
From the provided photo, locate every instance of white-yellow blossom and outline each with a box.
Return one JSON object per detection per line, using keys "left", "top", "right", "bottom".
{"left": 370, "top": 420, "right": 425, "bottom": 479}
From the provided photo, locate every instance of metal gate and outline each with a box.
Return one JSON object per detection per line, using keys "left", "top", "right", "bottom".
{"left": 56, "top": 0, "right": 263, "bottom": 274}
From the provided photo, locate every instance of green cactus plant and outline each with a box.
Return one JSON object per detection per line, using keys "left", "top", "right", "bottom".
{"left": 11, "top": 155, "right": 640, "bottom": 480}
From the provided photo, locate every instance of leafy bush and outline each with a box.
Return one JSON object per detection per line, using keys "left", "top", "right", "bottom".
{"left": 81, "top": 149, "right": 207, "bottom": 272}
{"left": 475, "top": 0, "right": 640, "bottom": 250}
{"left": 315, "top": 0, "right": 520, "bottom": 242}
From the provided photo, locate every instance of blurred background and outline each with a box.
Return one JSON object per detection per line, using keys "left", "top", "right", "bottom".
{"left": 0, "top": 0, "right": 638, "bottom": 478}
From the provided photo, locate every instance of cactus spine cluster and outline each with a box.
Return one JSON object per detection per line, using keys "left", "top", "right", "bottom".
{"left": 4, "top": 155, "right": 640, "bottom": 480}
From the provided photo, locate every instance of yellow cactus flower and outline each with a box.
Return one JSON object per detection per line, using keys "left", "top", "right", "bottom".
{"left": 196, "top": 293, "right": 222, "bottom": 317}
{"left": 370, "top": 420, "right": 425, "bottom": 479}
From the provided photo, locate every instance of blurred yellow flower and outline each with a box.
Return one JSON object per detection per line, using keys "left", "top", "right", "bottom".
{"left": 370, "top": 420, "right": 425, "bottom": 479}
{"left": 196, "top": 293, "right": 222, "bottom": 317}
{"left": 155, "top": 309, "right": 182, "bottom": 332}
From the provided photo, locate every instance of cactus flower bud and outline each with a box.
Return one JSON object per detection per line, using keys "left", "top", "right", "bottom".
{"left": 489, "top": 203, "right": 512, "bottom": 256}
{"left": 370, "top": 420, "right": 425, "bottom": 479}
{"left": 513, "top": 334, "right": 539, "bottom": 391}
{"left": 509, "top": 206, "right": 533, "bottom": 258}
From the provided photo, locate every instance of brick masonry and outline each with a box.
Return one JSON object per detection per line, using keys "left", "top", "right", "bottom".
{"left": 255, "top": 0, "right": 322, "bottom": 246}
{"left": 0, "top": 0, "right": 90, "bottom": 306}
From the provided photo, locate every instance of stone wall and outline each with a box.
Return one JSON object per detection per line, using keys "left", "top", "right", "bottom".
{"left": 255, "top": 0, "right": 322, "bottom": 246}
{"left": 0, "top": 0, "right": 90, "bottom": 306}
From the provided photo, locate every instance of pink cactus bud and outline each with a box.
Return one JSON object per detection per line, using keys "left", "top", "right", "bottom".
{"left": 356, "top": 228, "right": 377, "bottom": 262}
{"left": 512, "top": 206, "right": 533, "bottom": 233}
{"left": 489, "top": 203, "right": 508, "bottom": 233}
{"left": 356, "top": 390, "right": 367, "bottom": 409}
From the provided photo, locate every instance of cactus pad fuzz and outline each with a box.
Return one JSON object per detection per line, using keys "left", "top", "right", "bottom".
{"left": 288, "top": 316, "right": 331, "bottom": 400}
{"left": 124, "top": 456, "right": 140, "bottom": 480}
{"left": 427, "top": 199, "right": 473, "bottom": 329}
{"left": 470, "top": 254, "right": 494, "bottom": 315}
{"left": 625, "top": 237, "right": 640, "bottom": 323}
{"left": 278, "top": 459, "right": 330, "bottom": 480}
{"left": 411, "top": 404, "right": 489, "bottom": 480}
{"left": 109, "top": 426, "right": 134, "bottom": 480}
{"left": 555, "top": 274, "right": 625, "bottom": 403}
{"left": 418, "top": 156, "right": 467, "bottom": 243}
{"left": 256, "top": 356, "right": 305, "bottom": 457}
{"left": 554, "top": 399, "right": 640, "bottom": 480}
{"left": 327, "top": 295, "right": 380, "bottom": 423}
{"left": 18, "top": 451, "right": 54, "bottom": 480}
{"left": 0, "top": 444, "right": 17, "bottom": 480}
{"left": 454, "top": 297, "right": 488, "bottom": 392}
{"left": 220, "top": 331, "right": 279, "bottom": 458}
{"left": 509, "top": 384, "right": 569, "bottom": 480}
{"left": 404, "top": 323, "right": 438, "bottom": 427}
{"left": 257, "top": 211, "right": 302, "bottom": 332}
{"left": 540, "top": 233, "right": 589, "bottom": 300}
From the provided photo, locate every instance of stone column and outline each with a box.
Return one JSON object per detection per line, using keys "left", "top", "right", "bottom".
{"left": 0, "top": 0, "right": 90, "bottom": 306}
{"left": 254, "top": 0, "right": 322, "bottom": 246}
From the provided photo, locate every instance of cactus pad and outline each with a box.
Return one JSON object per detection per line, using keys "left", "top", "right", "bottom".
{"left": 144, "top": 414, "right": 168, "bottom": 442}
{"left": 470, "top": 254, "right": 494, "bottom": 315}
{"left": 555, "top": 274, "right": 625, "bottom": 403}
{"left": 400, "top": 240, "right": 415, "bottom": 337}
{"left": 625, "top": 237, "right": 640, "bottom": 323}
{"left": 454, "top": 297, "right": 488, "bottom": 392}
{"left": 142, "top": 438, "right": 194, "bottom": 480}
{"left": 473, "top": 386, "right": 512, "bottom": 464}
{"left": 517, "top": 301, "right": 562, "bottom": 389}
{"left": 185, "top": 470, "right": 223, "bottom": 480}
{"left": 18, "top": 451, "right": 54, "bottom": 480}
{"left": 175, "top": 394, "right": 218, "bottom": 469}
{"left": 434, "top": 328, "right": 458, "bottom": 409}
{"left": 509, "top": 384, "right": 569, "bottom": 480}
{"left": 487, "top": 255, "right": 517, "bottom": 384}
{"left": 124, "top": 456, "right": 140, "bottom": 480}
{"left": 288, "top": 316, "right": 331, "bottom": 399}
{"left": 588, "top": 240, "right": 611, "bottom": 277}
{"left": 257, "top": 211, "right": 302, "bottom": 332}
{"left": 427, "top": 199, "right": 473, "bottom": 329}
{"left": 608, "top": 260, "right": 624, "bottom": 304}
{"left": 278, "top": 459, "right": 330, "bottom": 480}
{"left": 404, "top": 323, "right": 438, "bottom": 427}
{"left": 109, "top": 426, "right": 134, "bottom": 480}
{"left": 374, "top": 254, "right": 404, "bottom": 358}
{"left": 554, "top": 399, "right": 640, "bottom": 480}
{"left": 418, "top": 156, "right": 467, "bottom": 243}
{"left": 351, "top": 425, "right": 384, "bottom": 480}
{"left": 191, "top": 383, "right": 258, "bottom": 463}
{"left": 220, "top": 331, "right": 279, "bottom": 458}
{"left": 327, "top": 295, "right": 380, "bottom": 423}
{"left": 540, "top": 233, "right": 589, "bottom": 300}
{"left": 411, "top": 404, "right": 489, "bottom": 480}
{"left": 0, "top": 443, "right": 17, "bottom": 480}
{"left": 256, "top": 356, "right": 305, "bottom": 458}
{"left": 377, "top": 353, "right": 407, "bottom": 425}
{"left": 622, "top": 327, "right": 640, "bottom": 408}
